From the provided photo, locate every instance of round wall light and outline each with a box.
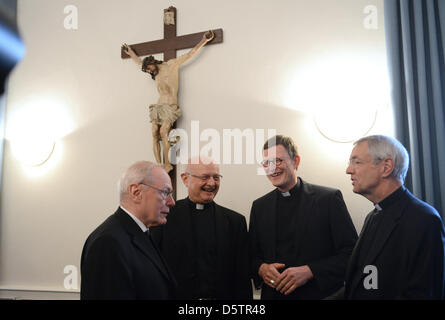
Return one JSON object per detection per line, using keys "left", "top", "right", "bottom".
{"left": 10, "top": 135, "right": 56, "bottom": 166}
{"left": 6, "top": 97, "right": 75, "bottom": 168}
{"left": 284, "top": 52, "right": 390, "bottom": 143}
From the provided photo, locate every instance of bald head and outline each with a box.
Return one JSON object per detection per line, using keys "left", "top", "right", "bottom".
{"left": 181, "top": 157, "right": 221, "bottom": 204}
{"left": 118, "top": 161, "right": 157, "bottom": 202}
{"left": 185, "top": 156, "right": 217, "bottom": 171}
{"left": 118, "top": 161, "right": 174, "bottom": 227}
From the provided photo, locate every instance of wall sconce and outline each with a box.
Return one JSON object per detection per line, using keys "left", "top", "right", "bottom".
{"left": 6, "top": 97, "right": 75, "bottom": 168}
{"left": 10, "top": 136, "right": 56, "bottom": 166}
{"left": 313, "top": 107, "right": 378, "bottom": 143}
{"left": 284, "top": 52, "right": 390, "bottom": 143}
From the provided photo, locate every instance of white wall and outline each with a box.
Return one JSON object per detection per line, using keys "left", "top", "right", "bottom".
{"left": 0, "top": 0, "right": 390, "bottom": 298}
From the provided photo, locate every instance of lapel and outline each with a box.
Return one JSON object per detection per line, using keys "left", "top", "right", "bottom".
{"left": 344, "top": 210, "right": 374, "bottom": 288}
{"left": 363, "top": 191, "right": 407, "bottom": 265}
{"left": 115, "top": 208, "right": 171, "bottom": 281}
{"left": 147, "top": 232, "right": 177, "bottom": 287}
{"left": 293, "top": 178, "right": 316, "bottom": 257}
{"left": 132, "top": 231, "right": 172, "bottom": 281}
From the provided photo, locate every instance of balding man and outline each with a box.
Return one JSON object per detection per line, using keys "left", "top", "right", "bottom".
{"left": 151, "top": 157, "right": 252, "bottom": 299}
{"left": 81, "top": 161, "right": 177, "bottom": 299}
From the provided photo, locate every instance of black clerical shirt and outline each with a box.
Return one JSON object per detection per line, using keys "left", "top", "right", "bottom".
{"left": 350, "top": 186, "right": 405, "bottom": 299}
{"left": 275, "top": 181, "right": 302, "bottom": 268}
{"left": 187, "top": 198, "right": 217, "bottom": 299}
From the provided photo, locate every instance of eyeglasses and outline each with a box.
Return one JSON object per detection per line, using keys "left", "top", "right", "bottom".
{"left": 185, "top": 172, "right": 223, "bottom": 182}
{"left": 139, "top": 183, "right": 173, "bottom": 199}
{"left": 261, "top": 158, "right": 286, "bottom": 167}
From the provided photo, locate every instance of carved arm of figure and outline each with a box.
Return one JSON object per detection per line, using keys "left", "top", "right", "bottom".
{"left": 122, "top": 43, "right": 143, "bottom": 67}
{"left": 175, "top": 30, "right": 215, "bottom": 66}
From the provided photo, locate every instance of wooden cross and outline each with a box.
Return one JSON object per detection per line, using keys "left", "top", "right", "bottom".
{"left": 121, "top": 7, "right": 223, "bottom": 61}
{"left": 121, "top": 6, "right": 223, "bottom": 199}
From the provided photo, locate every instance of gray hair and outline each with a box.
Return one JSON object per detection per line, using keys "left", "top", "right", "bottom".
{"left": 118, "top": 161, "right": 159, "bottom": 201}
{"left": 354, "top": 135, "right": 409, "bottom": 183}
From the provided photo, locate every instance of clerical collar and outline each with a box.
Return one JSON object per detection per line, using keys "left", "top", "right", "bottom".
{"left": 187, "top": 197, "right": 212, "bottom": 211}
{"left": 278, "top": 179, "right": 300, "bottom": 198}
{"left": 375, "top": 185, "right": 405, "bottom": 211}
{"left": 120, "top": 205, "right": 148, "bottom": 233}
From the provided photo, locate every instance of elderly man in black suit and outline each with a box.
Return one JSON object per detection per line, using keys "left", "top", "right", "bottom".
{"left": 80, "top": 161, "right": 176, "bottom": 299}
{"left": 249, "top": 135, "right": 358, "bottom": 299}
{"left": 337, "top": 135, "right": 445, "bottom": 299}
{"left": 151, "top": 156, "right": 252, "bottom": 300}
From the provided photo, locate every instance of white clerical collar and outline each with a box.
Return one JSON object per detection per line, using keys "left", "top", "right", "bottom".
{"left": 374, "top": 204, "right": 383, "bottom": 212}
{"left": 196, "top": 203, "right": 205, "bottom": 210}
{"left": 280, "top": 179, "right": 300, "bottom": 197}
{"left": 120, "top": 205, "right": 148, "bottom": 232}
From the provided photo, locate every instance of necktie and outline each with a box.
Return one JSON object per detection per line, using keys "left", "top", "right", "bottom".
{"left": 145, "top": 230, "right": 171, "bottom": 278}
{"left": 145, "top": 230, "right": 158, "bottom": 250}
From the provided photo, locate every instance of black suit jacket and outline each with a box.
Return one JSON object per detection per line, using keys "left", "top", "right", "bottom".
{"left": 80, "top": 207, "right": 176, "bottom": 300}
{"left": 151, "top": 198, "right": 252, "bottom": 299}
{"left": 249, "top": 178, "right": 358, "bottom": 299}
{"left": 344, "top": 187, "right": 445, "bottom": 299}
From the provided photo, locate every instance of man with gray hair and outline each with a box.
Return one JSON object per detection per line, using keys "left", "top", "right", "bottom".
{"left": 339, "top": 135, "right": 445, "bottom": 299}
{"left": 81, "top": 161, "right": 176, "bottom": 299}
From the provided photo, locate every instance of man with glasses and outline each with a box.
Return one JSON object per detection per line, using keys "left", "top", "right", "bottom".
{"left": 151, "top": 156, "right": 252, "bottom": 299}
{"left": 331, "top": 135, "right": 445, "bottom": 299}
{"left": 81, "top": 161, "right": 176, "bottom": 299}
{"left": 249, "top": 135, "right": 358, "bottom": 299}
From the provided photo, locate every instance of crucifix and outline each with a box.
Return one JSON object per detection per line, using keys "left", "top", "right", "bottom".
{"left": 121, "top": 6, "right": 223, "bottom": 199}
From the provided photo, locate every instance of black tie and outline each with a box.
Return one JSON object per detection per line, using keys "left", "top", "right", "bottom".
{"left": 145, "top": 230, "right": 171, "bottom": 277}
{"left": 145, "top": 230, "right": 157, "bottom": 250}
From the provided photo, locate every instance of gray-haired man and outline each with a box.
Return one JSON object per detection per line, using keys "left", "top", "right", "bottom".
{"left": 81, "top": 161, "right": 176, "bottom": 299}
{"left": 338, "top": 135, "right": 445, "bottom": 299}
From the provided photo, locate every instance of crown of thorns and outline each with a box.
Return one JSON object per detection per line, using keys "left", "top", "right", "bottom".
{"left": 142, "top": 55, "right": 163, "bottom": 72}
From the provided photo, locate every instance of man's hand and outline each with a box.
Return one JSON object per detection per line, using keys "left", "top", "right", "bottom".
{"left": 122, "top": 44, "right": 136, "bottom": 57}
{"left": 275, "top": 265, "right": 314, "bottom": 295}
{"left": 258, "top": 263, "right": 285, "bottom": 289}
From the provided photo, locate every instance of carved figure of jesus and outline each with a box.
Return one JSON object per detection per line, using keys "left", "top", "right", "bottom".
{"left": 122, "top": 31, "right": 214, "bottom": 173}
